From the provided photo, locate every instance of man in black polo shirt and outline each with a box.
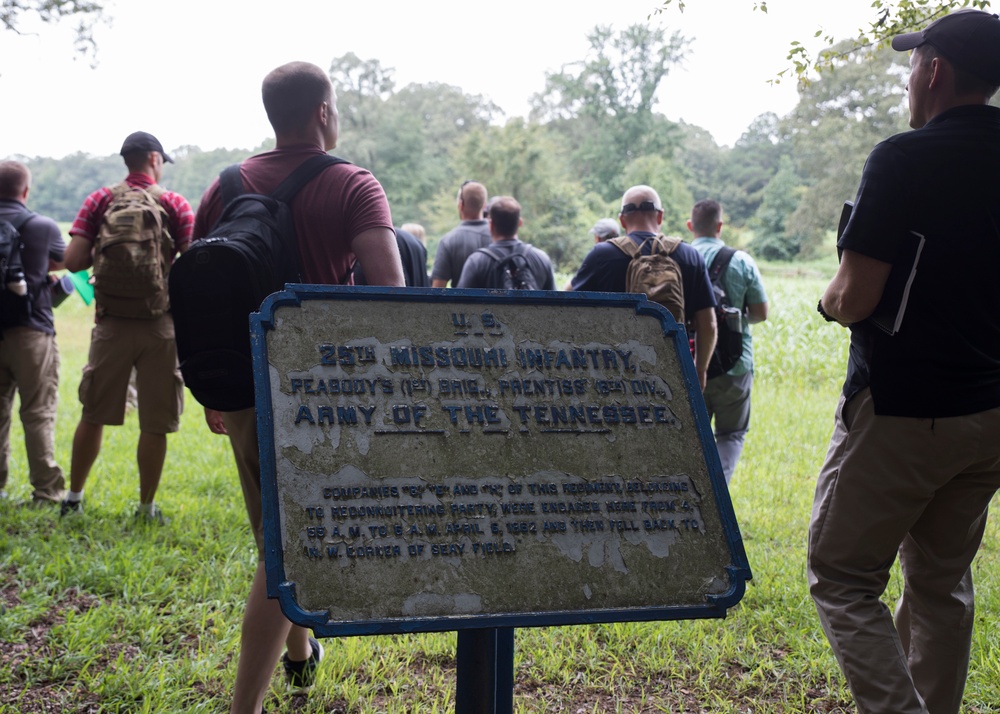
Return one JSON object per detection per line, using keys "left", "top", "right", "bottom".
{"left": 809, "top": 11, "right": 1000, "bottom": 713}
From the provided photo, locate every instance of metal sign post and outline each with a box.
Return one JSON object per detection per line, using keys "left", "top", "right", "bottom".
{"left": 456, "top": 627, "right": 514, "bottom": 714}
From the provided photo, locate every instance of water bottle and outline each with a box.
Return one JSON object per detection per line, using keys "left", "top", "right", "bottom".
{"left": 725, "top": 309, "right": 743, "bottom": 333}
{"left": 6, "top": 268, "right": 26, "bottom": 296}
{"left": 50, "top": 274, "right": 76, "bottom": 307}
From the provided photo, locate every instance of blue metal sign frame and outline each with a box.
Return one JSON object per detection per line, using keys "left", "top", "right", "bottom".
{"left": 251, "top": 285, "right": 752, "bottom": 638}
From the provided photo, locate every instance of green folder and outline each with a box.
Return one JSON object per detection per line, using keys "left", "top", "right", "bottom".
{"left": 68, "top": 270, "right": 94, "bottom": 306}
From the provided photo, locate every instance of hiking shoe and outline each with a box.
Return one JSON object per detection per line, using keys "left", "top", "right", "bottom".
{"left": 134, "top": 505, "right": 169, "bottom": 525}
{"left": 59, "top": 499, "right": 83, "bottom": 517}
{"left": 281, "top": 636, "right": 323, "bottom": 693}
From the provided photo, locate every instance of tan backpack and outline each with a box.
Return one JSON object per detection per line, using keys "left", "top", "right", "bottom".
{"left": 609, "top": 233, "right": 685, "bottom": 324}
{"left": 93, "top": 182, "right": 174, "bottom": 319}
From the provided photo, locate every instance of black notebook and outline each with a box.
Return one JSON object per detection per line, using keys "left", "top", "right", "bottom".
{"left": 868, "top": 230, "right": 925, "bottom": 335}
{"left": 837, "top": 200, "right": 925, "bottom": 336}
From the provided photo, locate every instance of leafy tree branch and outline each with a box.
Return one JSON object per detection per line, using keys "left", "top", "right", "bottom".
{"left": 655, "top": 0, "right": 993, "bottom": 81}
{"left": 1, "top": 0, "right": 106, "bottom": 58}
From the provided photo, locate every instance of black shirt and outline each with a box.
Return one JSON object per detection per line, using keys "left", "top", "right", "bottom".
{"left": 838, "top": 104, "right": 1000, "bottom": 417}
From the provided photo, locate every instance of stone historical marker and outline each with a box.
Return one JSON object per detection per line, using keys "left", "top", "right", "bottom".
{"left": 251, "top": 285, "right": 751, "bottom": 644}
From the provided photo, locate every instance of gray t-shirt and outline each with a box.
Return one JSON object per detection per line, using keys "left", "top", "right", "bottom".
{"left": 430, "top": 219, "right": 491, "bottom": 286}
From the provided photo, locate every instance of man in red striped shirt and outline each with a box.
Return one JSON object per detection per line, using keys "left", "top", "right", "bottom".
{"left": 62, "top": 131, "right": 193, "bottom": 523}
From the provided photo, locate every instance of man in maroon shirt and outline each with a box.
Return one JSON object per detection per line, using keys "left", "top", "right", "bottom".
{"left": 62, "top": 132, "right": 192, "bottom": 523}
{"left": 194, "top": 61, "right": 404, "bottom": 714}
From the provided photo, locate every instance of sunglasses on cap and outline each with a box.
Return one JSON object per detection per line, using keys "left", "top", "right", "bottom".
{"left": 620, "top": 201, "right": 662, "bottom": 215}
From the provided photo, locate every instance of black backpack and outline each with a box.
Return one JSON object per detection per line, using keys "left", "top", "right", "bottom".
{"left": 169, "top": 154, "right": 347, "bottom": 411}
{"left": 476, "top": 243, "right": 540, "bottom": 290}
{"left": 706, "top": 246, "right": 745, "bottom": 379}
{"left": 0, "top": 209, "right": 35, "bottom": 331}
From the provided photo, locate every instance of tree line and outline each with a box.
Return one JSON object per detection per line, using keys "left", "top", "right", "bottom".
{"left": 16, "top": 23, "right": 992, "bottom": 271}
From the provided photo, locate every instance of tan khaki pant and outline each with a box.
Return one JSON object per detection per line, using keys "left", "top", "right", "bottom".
{"left": 0, "top": 327, "right": 64, "bottom": 501}
{"left": 808, "top": 388, "right": 1000, "bottom": 714}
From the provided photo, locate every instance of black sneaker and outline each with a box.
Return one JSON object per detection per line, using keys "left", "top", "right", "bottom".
{"left": 59, "top": 499, "right": 83, "bottom": 517}
{"left": 281, "top": 636, "right": 323, "bottom": 693}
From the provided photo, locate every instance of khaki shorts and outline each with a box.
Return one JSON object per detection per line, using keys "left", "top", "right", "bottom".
{"left": 78, "top": 314, "right": 184, "bottom": 434}
{"left": 221, "top": 408, "right": 265, "bottom": 558}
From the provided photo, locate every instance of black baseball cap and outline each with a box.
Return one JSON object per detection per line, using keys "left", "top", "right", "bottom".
{"left": 892, "top": 9, "right": 1000, "bottom": 85}
{"left": 119, "top": 131, "right": 174, "bottom": 163}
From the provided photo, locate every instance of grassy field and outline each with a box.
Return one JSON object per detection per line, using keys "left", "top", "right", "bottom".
{"left": 2, "top": 269, "right": 1000, "bottom": 713}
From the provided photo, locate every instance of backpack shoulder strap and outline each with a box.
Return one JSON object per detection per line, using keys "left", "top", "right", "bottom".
{"left": 608, "top": 235, "right": 640, "bottom": 258}
{"left": 5, "top": 208, "right": 35, "bottom": 233}
{"left": 708, "top": 246, "right": 737, "bottom": 285}
{"left": 143, "top": 185, "right": 169, "bottom": 226}
{"left": 219, "top": 164, "right": 244, "bottom": 208}
{"left": 271, "top": 154, "right": 350, "bottom": 204}
{"left": 108, "top": 181, "right": 163, "bottom": 204}
{"left": 652, "top": 234, "right": 683, "bottom": 255}
{"left": 497, "top": 241, "right": 530, "bottom": 259}
{"left": 109, "top": 181, "right": 133, "bottom": 200}
{"left": 2, "top": 208, "right": 34, "bottom": 272}
{"left": 477, "top": 244, "right": 506, "bottom": 263}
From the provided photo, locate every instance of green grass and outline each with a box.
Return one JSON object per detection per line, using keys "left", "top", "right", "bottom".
{"left": 2, "top": 275, "right": 1000, "bottom": 713}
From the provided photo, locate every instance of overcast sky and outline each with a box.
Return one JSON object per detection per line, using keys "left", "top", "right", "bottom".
{"left": 0, "top": 0, "right": 942, "bottom": 160}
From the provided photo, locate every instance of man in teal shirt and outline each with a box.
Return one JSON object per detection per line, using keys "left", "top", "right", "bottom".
{"left": 688, "top": 199, "right": 769, "bottom": 483}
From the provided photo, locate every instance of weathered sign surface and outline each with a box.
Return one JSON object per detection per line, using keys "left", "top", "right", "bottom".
{"left": 252, "top": 286, "right": 751, "bottom": 636}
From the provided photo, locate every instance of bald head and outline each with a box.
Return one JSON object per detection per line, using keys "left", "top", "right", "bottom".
{"left": 0, "top": 160, "right": 30, "bottom": 202}
{"left": 619, "top": 185, "right": 664, "bottom": 233}
{"left": 458, "top": 181, "right": 488, "bottom": 220}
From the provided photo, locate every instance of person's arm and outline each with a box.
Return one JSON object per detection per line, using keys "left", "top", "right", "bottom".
{"left": 746, "top": 302, "right": 768, "bottom": 324}
{"left": 820, "top": 249, "right": 892, "bottom": 325}
{"left": 168, "top": 194, "right": 195, "bottom": 255}
{"left": 692, "top": 306, "right": 717, "bottom": 391}
{"left": 430, "top": 237, "right": 451, "bottom": 288}
{"left": 64, "top": 234, "right": 94, "bottom": 272}
{"left": 44, "top": 219, "right": 67, "bottom": 272}
{"left": 351, "top": 227, "right": 405, "bottom": 287}
{"left": 48, "top": 244, "right": 66, "bottom": 272}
